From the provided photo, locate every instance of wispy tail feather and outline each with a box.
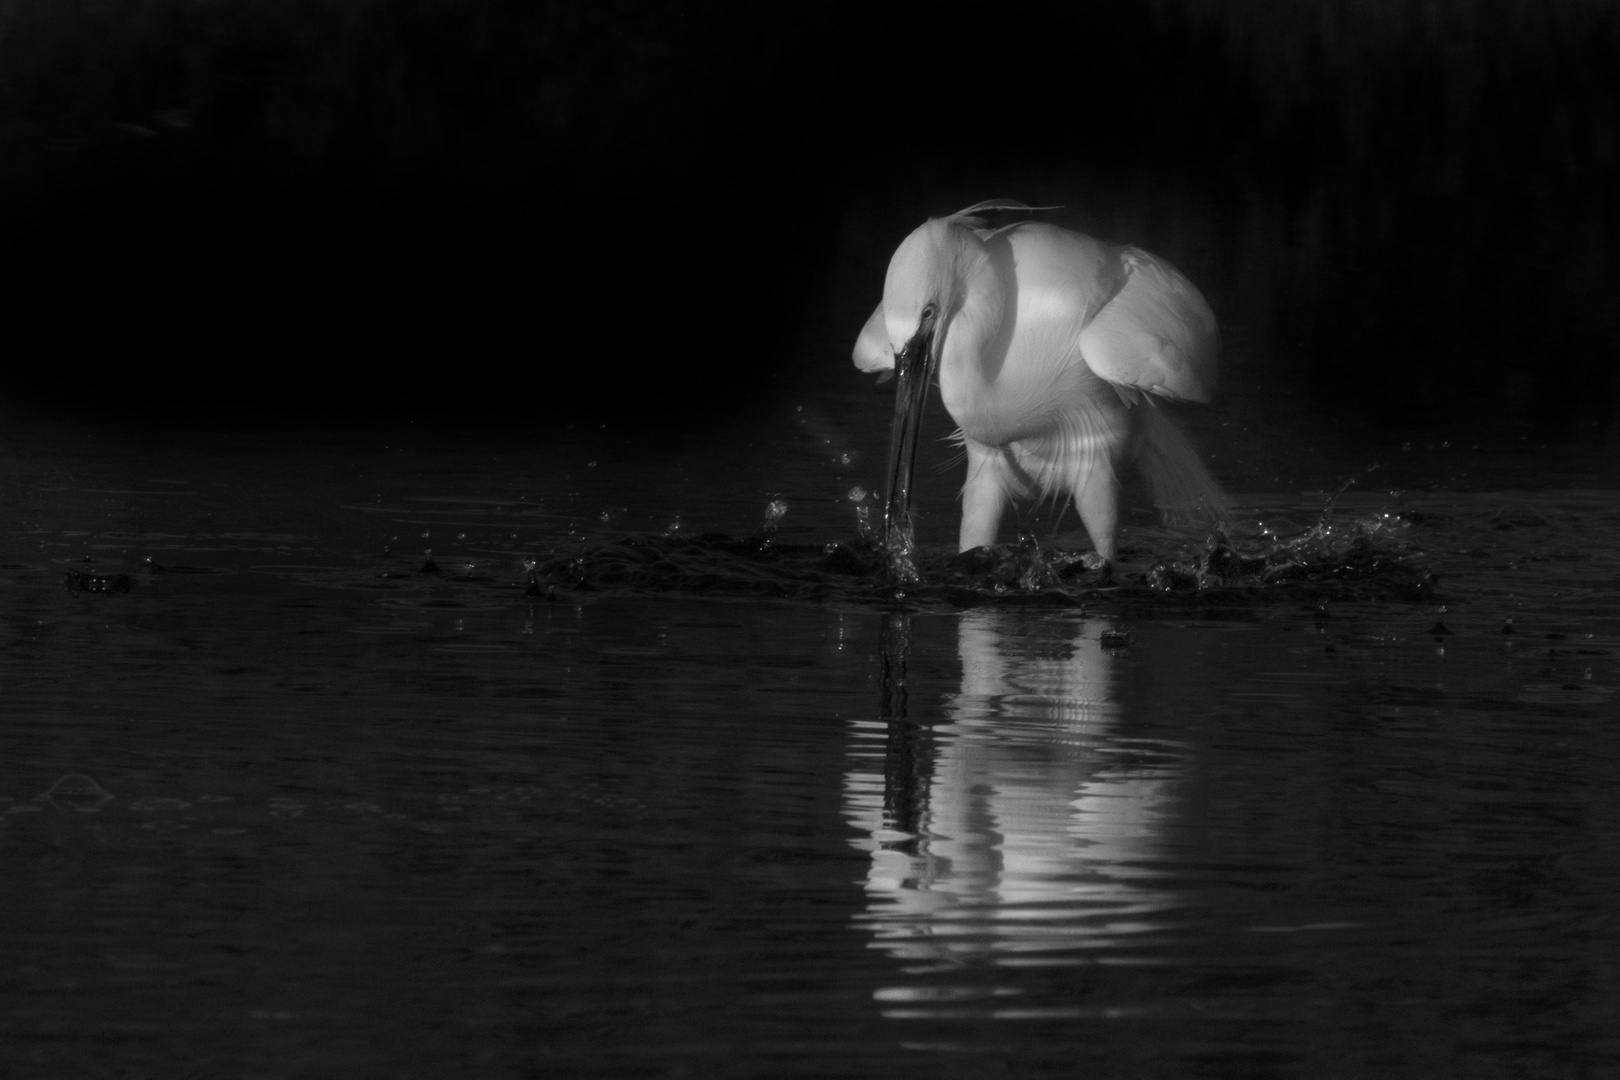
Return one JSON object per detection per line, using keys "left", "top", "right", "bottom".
{"left": 1135, "top": 402, "right": 1227, "bottom": 525}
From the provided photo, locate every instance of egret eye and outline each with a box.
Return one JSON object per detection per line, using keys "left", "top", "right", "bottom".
{"left": 920, "top": 303, "right": 936, "bottom": 322}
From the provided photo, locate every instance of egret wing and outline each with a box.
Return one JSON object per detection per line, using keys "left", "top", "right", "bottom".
{"left": 853, "top": 302, "right": 894, "bottom": 373}
{"left": 1078, "top": 247, "right": 1219, "bottom": 403}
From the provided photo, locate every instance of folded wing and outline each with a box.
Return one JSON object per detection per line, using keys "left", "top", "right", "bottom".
{"left": 1078, "top": 246, "right": 1219, "bottom": 403}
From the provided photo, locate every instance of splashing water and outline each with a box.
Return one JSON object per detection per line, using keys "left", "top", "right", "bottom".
{"left": 758, "top": 499, "right": 789, "bottom": 547}
{"left": 847, "top": 487, "right": 876, "bottom": 543}
{"left": 884, "top": 517, "right": 921, "bottom": 588}
{"left": 523, "top": 493, "right": 1442, "bottom": 610}
{"left": 853, "top": 505, "right": 875, "bottom": 543}
{"left": 1146, "top": 507, "right": 1428, "bottom": 597}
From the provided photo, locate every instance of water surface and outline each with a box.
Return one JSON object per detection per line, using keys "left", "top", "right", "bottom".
{"left": 2, "top": 407, "right": 1618, "bottom": 1078}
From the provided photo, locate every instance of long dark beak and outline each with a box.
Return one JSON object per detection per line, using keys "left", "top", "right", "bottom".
{"left": 882, "top": 323, "right": 936, "bottom": 585}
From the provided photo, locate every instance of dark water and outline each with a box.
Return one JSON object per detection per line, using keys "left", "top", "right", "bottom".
{"left": 3, "top": 403, "right": 1619, "bottom": 1079}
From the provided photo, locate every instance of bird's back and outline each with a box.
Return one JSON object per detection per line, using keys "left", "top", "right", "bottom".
{"left": 992, "top": 222, "right": 1218, "bottom": 405}
{"left": 983, "top": 221, "right": 1225, "bottom": 521}
{"left": 994, "top": 223, "right": 1125, "bottom": 331}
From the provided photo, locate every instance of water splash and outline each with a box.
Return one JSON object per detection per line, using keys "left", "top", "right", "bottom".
{"left": 848, "top": 487, "right": 876, "bottom": 544}
{"left": 529, "top": 499, "right": 1438, "bottom": 609}
{"left": 1148, "top": 507, "right": 1429, "bottom": 597}
{"left": 884, "top": 513, "right": 921, "bottom": 587}
{"left": 757, "top": 499, "right": 789, "bottom": 550}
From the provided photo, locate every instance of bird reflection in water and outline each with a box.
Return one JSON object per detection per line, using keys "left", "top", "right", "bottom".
{"left": 844, "top": 611, "right": 1185, "bottom": 1017}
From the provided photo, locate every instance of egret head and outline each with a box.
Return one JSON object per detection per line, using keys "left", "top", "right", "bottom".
{"left": 881, "top": 218, "right": 959, "bottom": 363}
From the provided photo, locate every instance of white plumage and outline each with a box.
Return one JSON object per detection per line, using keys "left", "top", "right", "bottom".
{"left": 855, "top": 200, "right": 1225, "bottom": 562}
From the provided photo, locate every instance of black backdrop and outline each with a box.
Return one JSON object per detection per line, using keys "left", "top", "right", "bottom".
{"left": 2, "top": 0, "right": 1615, "bottom": 439}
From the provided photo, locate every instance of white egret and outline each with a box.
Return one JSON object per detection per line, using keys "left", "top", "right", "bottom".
{"left": 854, "top": 199, "right": 1224, "bottom": 577}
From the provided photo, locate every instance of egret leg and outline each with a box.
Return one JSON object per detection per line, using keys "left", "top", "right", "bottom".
{"left": 959, "top": 440, "right": 1011, "bottom": 551}
{"left": 1073, "top": 451, "right": 1119, "bottom": 562}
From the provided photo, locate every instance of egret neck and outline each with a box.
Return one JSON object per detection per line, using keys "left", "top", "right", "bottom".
{"left": 935, "top": 225, "right": 1049, "bottom": 451}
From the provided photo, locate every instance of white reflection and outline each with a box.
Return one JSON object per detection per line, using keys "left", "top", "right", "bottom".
{"left": 845, "top": 610, "right": 1183, "bottom": 1008}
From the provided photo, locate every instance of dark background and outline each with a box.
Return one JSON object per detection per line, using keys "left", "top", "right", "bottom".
{"left": 1, "top": 0, "right": 1615, "bottom": 443}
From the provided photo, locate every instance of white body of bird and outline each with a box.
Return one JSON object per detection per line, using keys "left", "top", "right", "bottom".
{"left": 854, "top": 201, "right": 1224, "bottom": 563}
